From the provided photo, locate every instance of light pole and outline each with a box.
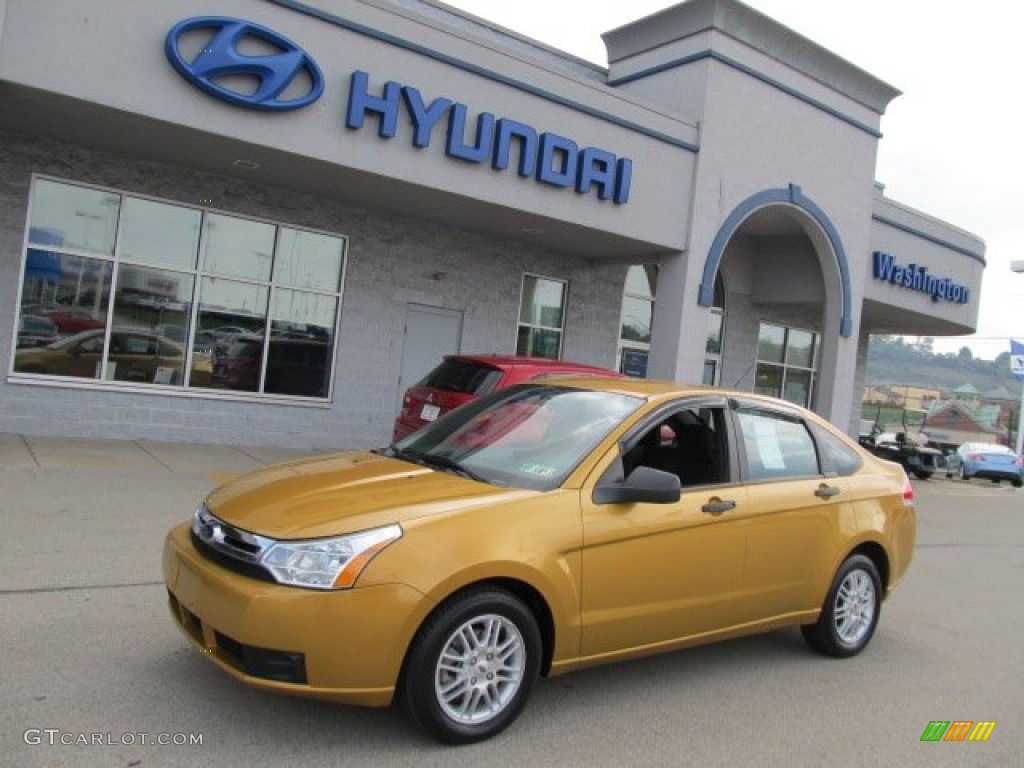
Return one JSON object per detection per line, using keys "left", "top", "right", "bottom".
{"left": 1012, "top": 261, "right": 1023, "bottom": 455}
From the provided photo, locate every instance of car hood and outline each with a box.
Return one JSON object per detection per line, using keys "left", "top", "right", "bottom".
{"left": 206, "top": 450, "right": 536, "bottom": 539}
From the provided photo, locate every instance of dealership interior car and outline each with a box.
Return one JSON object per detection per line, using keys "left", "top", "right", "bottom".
{"left": 164, "top": 377, "right": 916, "bottom": 744}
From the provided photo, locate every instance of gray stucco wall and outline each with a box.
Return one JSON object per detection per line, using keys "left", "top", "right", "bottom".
{"left": 0, "top": 129, "right": 627, "bottom": 449}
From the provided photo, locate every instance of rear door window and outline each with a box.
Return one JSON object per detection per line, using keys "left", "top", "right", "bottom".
{"left": 736, "top": 408, "right": 821, "bottom": 481}
{"left": 420, "top": 360, "right": 503, "bottom": 395}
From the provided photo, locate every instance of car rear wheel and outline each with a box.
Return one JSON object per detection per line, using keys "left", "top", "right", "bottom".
{"left": 801, "top": 554, "right": 881, "bottom": 658}
{"left": 958, "top": 465, "right": 969, "bottom": 481}
{"left": 401, "top": 588, "right": 541, "bottom": 744}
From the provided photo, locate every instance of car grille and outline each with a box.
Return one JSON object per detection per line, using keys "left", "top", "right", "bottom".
{"left": 191, "top": 504, "right": 275, "bottom": 583}
{"left": 190, "top": 531, "right": 275, "bottom": 583}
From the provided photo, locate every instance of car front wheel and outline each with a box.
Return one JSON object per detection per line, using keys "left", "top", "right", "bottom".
{"left": 401, "top": 588, "right": 541, "bottom": 744}
{"left": 801, "top": 554, "right": 882, "bottom": 658}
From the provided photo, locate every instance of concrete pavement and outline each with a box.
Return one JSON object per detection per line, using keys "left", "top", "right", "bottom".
{"left": 0, "top": 432, "right": 313, "bottom": 594}
{"left": 0, "top": 432, "right": 309, "bottom": 477}
{"left": 1, "top": 434, "right": 1022, "bottom": 767}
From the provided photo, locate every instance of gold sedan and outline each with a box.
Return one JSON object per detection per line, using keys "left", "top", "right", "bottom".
{"left": 163, "top": 378, "right": 915, "bottom": 744}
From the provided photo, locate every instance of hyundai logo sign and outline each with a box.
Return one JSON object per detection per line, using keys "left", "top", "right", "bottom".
{"left": 165, "top": 17, "right": 324, "bottom": 111}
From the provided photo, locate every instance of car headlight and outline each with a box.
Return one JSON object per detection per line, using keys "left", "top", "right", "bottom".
{"left": 261, "top": 524, "right": 403, "bottom": 590}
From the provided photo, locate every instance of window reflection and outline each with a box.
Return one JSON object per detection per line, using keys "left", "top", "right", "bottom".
{"left": 14, "top": 179, "right": 346, "bottom": 400}
{"left": 266, "top": 290, "right": 336, "bottom": 397}
{"left": 28, "top": 179, "right": 119, "bottom": 255}
{"left": 120, "top": 197, "right": 200, "bottom": 270}
{"left": 274, "top": 228, "right": 345, "bottom": 291}
{"left": 14, "top": 253, "right": 111, "bottom": 364}
{"left": 706, "top": 312, "right": 723, "bottom": 355}
{"left": 200, "top": 213, "right": 275, "bottom": 281}
{"left": 518, "top": 275, "right": 566, "bottom": 360}
{"left": 757, "top": 324, "right": 786, "bottom": 363}
{"left": 619, "top": 265, "right": 658, "bottom": 378}
{"left": 519, "top": 276, "right": 565, "bottom": 328}
{"left": 194, "top": 277, "right": 268, "bottom": 392}
{"left": 754, "top": 323, "right": 819, "bottom": 408}
{"left": 104, "top": 330, "right": 185, "bottom": 384}
{"left": 620, "top": 296, "right": 652, "bottom": 344}
{"left": 112, "top": 265, "right": 194, "bottom": 386}
{"left": 785, "top": 329, "right": 816, "bottom": 368}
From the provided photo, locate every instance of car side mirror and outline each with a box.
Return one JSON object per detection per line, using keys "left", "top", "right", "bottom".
{"left": 593, "top": 466, "right": 681, "bottom": 505}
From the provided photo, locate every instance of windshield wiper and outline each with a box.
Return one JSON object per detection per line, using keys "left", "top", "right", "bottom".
{"left": 388, "top": 448, "right": 488, "bottom": 483}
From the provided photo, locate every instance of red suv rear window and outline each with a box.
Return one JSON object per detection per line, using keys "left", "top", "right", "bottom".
{"left": 420, "top": 359, "right": 503, "bottom": 395}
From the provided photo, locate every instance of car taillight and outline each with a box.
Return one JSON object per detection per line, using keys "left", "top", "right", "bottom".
{"left": 902, "top": 474, "right": 915, "bottom": 502}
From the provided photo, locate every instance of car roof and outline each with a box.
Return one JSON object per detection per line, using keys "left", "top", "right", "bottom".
{"left": 533, "top": 375, "right": 761, "bottom": 402}
{"left": 961, "top": 442, "right": 1012, "bottom": 452}
{"left": 444, "top": 354, "right": 615, "bottom": 372}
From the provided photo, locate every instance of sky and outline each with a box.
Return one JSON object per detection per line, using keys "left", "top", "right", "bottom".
{"left": 439, "top": 0, "right": 1023, "bottom": 362}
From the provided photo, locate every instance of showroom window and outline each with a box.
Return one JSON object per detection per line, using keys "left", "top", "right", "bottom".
{"left": 618, "top": 265, "right": 656, "bottom": 377}
{"left": 703, "top": 275, "right": 726, "bottom": 385}
{"left": 753, "top": 322, "right": 819, "bottom": 408}
{"left": 12, "top": 177, "right": 346, "bottom": 400}
{"left": 516, "top": 274, "right": 566, "bottom": 359}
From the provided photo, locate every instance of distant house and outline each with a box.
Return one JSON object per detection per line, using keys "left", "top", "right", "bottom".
{"left": 923, "top": 398, "right": 1005, "bottom": 449}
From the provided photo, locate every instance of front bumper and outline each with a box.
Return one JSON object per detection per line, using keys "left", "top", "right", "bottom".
{"left": 162, "top": 522, "right": 425, "bottom": 706}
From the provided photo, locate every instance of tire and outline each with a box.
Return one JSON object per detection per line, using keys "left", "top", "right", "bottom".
{"left": 958, "top": 465, "right": 969, "bottom": 482}
{"left": 801, "top": 554, "right": 882, "bottom": 658}
{"left": 401, "top": 588, "right": 541, "bottom": 745}
{"left": 1013, "top": 478, "right": 1023, "bottom": 488}
{"left": 913, "top": 469, "right": 932, "bottom": 480}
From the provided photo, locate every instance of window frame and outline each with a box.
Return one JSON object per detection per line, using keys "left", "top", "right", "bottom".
{"left": 753, "top": 322, "right": 819, "bottom": 408}
{"left": 617, "top": 264, "right": 657, "bottom": 377}
{"left": 9, "top": 175, "right": 347, "bottom": 406}
{"left": 515, "top": 273, "right": 568, "bottom": 360}
{"left": 703, "top": 274, "right": 726, "bottom": 386}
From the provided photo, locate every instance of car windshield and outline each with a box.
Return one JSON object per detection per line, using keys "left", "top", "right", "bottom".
{"left": 389, "top": 384, "right": 642, "bottom": 490}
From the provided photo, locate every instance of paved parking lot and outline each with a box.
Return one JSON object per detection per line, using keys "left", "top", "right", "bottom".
{"left": 1, "top": 434, "right": 1021, "bottom": 767}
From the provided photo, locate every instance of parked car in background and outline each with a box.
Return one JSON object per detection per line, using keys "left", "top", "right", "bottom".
{"left": 210, "top": 334, "right": 329, "bottom": 397}
{"left": 33, "top": 305, "right": 106, "bottom": 334}
{"left": 945, "top": 442, "right": 1023, "bottom": 487}
{"left": 393, "top": 354, "right": 620, "bottom": 440}
{"left": 16, "top": 314, "right": 60, "bottom": 348}
{"left": 14, "top": 328, "right": 184, "bottom": 383}
{"left": 165, "top": 378, "right": 916, "bottom": 744}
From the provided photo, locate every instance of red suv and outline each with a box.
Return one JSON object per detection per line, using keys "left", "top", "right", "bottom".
{"left": 393, "top": 354, "right": 620, "bottom": 440}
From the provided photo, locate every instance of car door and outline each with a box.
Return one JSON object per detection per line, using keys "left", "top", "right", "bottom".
{"left": 579, "top": 398, "right": 750, "bottom": 659}
{"left": 108, "top": 332, "right": 157, "bottom": 382}
{"left": 729, "top": 402, "right": 854, "bottom": 621}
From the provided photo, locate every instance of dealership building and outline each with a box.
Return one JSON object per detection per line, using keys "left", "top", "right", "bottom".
{"left": 0, "top": 0, "right": 985, "bottom": 449}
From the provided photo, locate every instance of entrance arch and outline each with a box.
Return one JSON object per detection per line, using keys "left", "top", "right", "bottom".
{"left": 697, "top": 184, "right": 852, "bottom": 338}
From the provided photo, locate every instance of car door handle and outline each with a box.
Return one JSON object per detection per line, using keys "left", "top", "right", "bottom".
{"left": 702, "top": 499, "right": 736, "bottom": 516}
{"left": 815, "top": 484, "right": 841, "bottom": 499}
